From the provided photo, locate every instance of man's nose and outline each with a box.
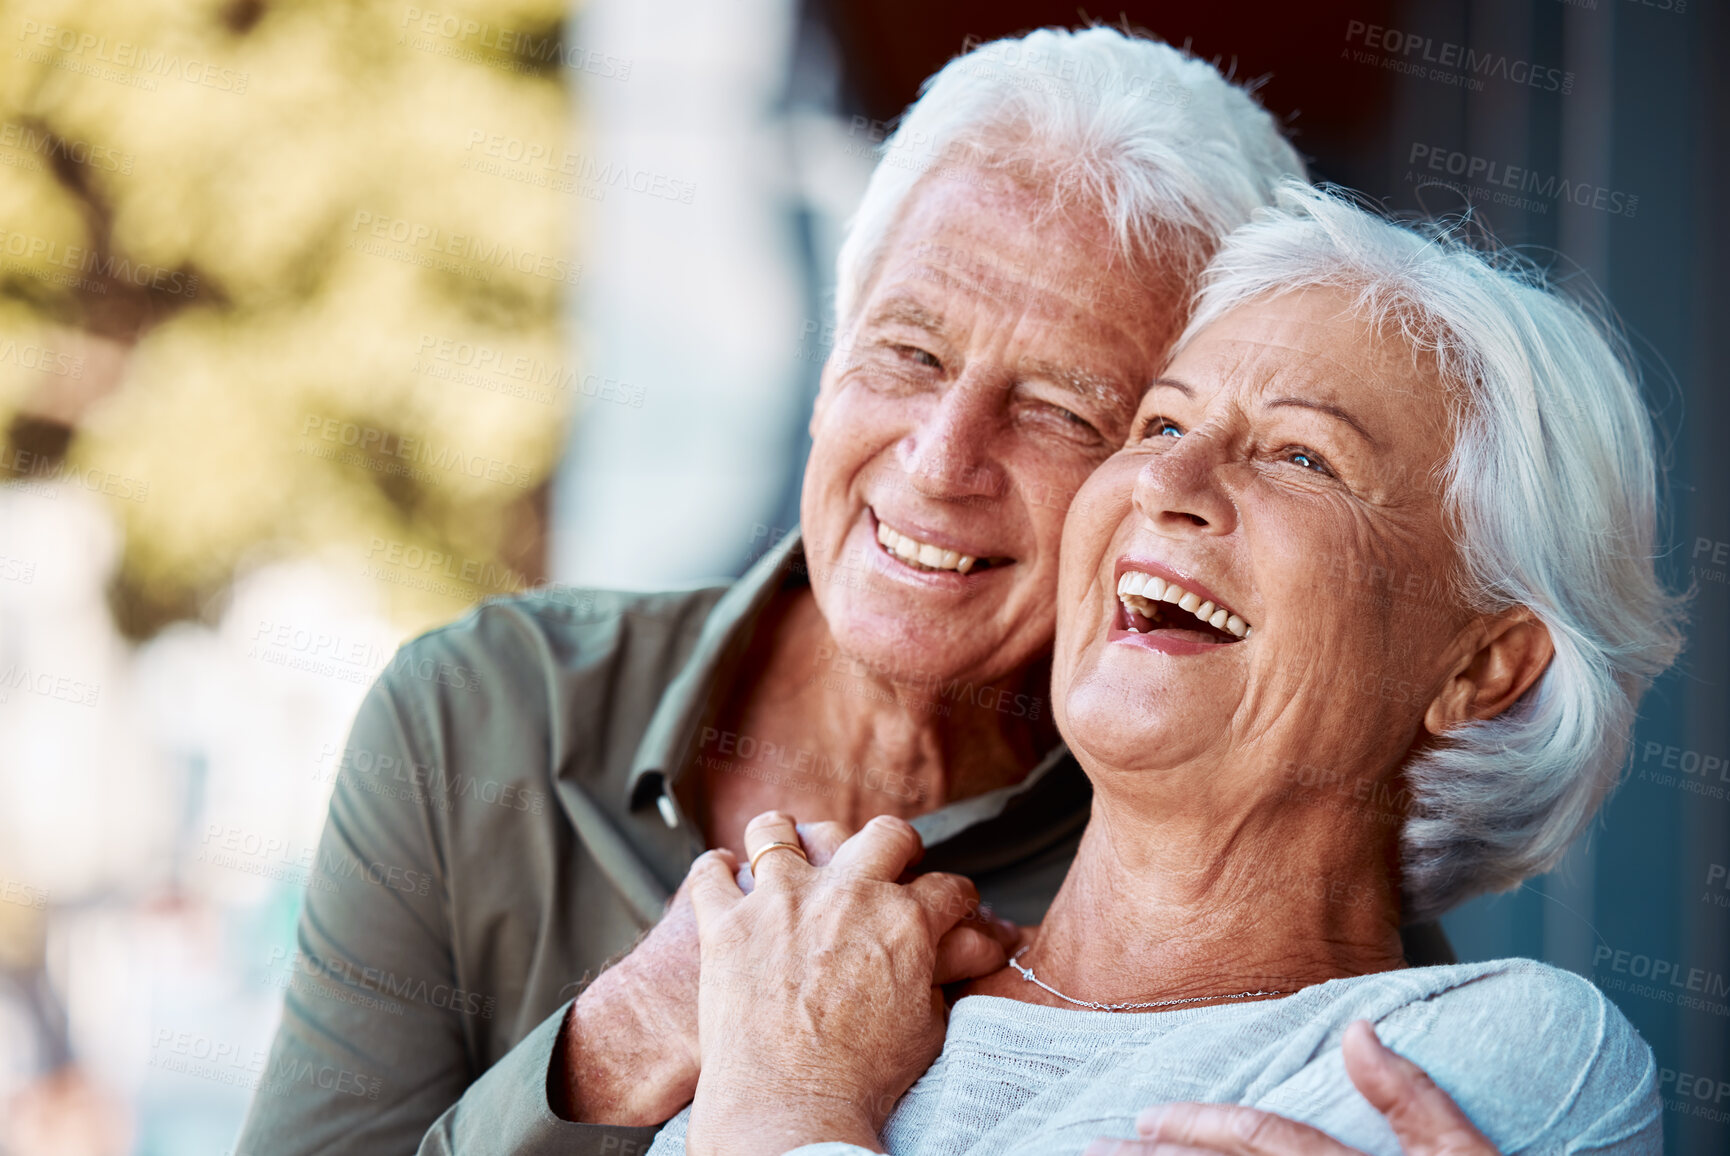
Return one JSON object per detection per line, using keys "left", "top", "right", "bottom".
{"left": 895, "top": 381, "right": 1005, "bottom": 502}
{"left": 1131, "top": 431, "right": 1238, "bottom": 536}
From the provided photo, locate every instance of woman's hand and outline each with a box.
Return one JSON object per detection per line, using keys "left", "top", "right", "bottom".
{"left": 554, "top": 819, "right": 1018, "bottom": 1126}
{"left": 1084, "top": 1021, "right": 1500, "bottom": 1156}
{"left": 682, "top": 810, "right": 1014, "bottom": 1156}
{"left": 554, "top": 819, "right": 858, "bottom": 1124}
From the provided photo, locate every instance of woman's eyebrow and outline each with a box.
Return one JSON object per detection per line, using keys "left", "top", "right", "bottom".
{"left": 1146, "top": 377, "right": 1379, "bottom": 447}
{"left": 1265, "top": 396, "right": 1380, "bottom": 447}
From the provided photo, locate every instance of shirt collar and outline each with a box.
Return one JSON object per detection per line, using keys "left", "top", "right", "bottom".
{"left": 624, "top": 526, "right": 1080, "bottom": 858}
{"left": 626, "top": 528, "right": 805, "bottom": 804}
{"left": 909, "top": 742, "right": 1073, "bottom": 847}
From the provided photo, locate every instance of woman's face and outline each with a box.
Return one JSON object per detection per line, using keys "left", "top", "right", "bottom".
{"left": 801, "top": 169, "right": 1180, "bottom": 691}
{"left": 1053, "top": 288, "right": 1475, "bottom": 791}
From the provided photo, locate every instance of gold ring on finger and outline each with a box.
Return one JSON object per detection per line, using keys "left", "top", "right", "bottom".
{"left": 747, "top": 840, "right": 809, "bottom": 877}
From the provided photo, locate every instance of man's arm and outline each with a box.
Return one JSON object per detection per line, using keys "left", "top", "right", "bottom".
{"left": 235, "top": 665, "right": 471, "bottom": 1154}
{"left": 234, "top": 647, "right": 665, "bottom": 1155}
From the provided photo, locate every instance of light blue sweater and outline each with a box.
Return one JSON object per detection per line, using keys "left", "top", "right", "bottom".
{"left": 648, "top": 958, "right": 1659, "bottom": 1155}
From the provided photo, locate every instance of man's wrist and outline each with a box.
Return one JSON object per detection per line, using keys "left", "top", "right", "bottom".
{"left": 553, "top": 969, "right": 696, "bottom": 1125}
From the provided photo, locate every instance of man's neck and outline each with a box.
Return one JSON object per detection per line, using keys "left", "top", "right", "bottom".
{"left": 687, "top": 587, "right": 1059, "bottom": 852}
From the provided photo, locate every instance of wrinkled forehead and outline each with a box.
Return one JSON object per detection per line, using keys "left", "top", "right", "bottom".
{"left": 1169, "top": 291, "right": 1449, "bottom": 412}
{"left": 888, "top": 238, "right": 1127, "bottom": 325}
{"left": 871, "top": 168, "right": 1176, "bottom": 328}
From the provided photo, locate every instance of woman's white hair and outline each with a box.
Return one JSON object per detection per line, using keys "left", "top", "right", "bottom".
{"left": 1180, "top": 181, "right": 1686, "bottom": 922}
{"left": 833, "top": 27, "right": 1307, "bottom": 327}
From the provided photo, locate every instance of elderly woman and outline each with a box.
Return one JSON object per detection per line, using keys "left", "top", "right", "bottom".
{"left": 237, "top": 28, "right": 1329, "bottom": 1156}
{"left": 645, "top": 183, "right": 1683, "bottom": 1156}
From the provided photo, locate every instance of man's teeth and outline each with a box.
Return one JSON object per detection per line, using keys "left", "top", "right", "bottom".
{"left": 876, "top": 520, "right": 976, "bottom": 574}
{"left": 1115, "top": 570, "right": 1251, "bottom": 638}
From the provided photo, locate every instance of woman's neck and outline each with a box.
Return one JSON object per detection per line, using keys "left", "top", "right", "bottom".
{"left": 689, "top": 587, "right": 1060, "bottom": 850}
{"left": 982, "top": 783, "right": 1409, "bottom": 1010}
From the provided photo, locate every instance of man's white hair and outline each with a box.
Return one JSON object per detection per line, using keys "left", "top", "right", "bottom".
{"left": 1180, "top": 180, "right": 1686, "bottom": 922}
{"left": 833, "top": 27, "right": 1307, "bottom": 327}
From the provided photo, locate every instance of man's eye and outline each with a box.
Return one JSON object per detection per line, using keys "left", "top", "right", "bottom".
{"left": 895, "top": 345, "right": 941, "bottom": 370}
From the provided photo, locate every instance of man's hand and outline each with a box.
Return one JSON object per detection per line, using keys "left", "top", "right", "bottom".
{"left": 551, "top": 819, "right": 1013, "bottom": 1126}
{"left": 551, "top": 869, "right": 706, "bottom": 1125}
{"left": 1083, "top": 1020, "right": 1500, "bottom": 1156}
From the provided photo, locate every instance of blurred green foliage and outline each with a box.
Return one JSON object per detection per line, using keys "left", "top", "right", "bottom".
{"left": 0, "top": 0, "right": 579, "bottom": 636}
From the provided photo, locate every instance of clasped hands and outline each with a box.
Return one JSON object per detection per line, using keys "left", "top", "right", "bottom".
{"left": 557, "top": 811, "right": 1502, "bottom": 1156}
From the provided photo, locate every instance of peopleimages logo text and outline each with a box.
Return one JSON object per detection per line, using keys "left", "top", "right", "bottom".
{"left": 17, "top": 19, "right": 249, "bottom": 92}
{"left": 0, "top": 227, "right": 197, "bottom": 295}
{"left": 1345, "top": 21, "right": 1573, "bottom": 94}
{"left": 348, "top": 211, "right": 579, "bottom": 286}
{"left": 1408, "top": 144, "right": 1638, "bottom": 217}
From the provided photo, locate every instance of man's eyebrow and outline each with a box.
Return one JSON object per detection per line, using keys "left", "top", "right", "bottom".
{"left": 1020, "top": 358, "right": 1137, "bottom": 415}
{"left": 862, "top": 296, "right": 948, "bottom": 337}
{"left": 1266, "top": 396, "right": 1380, "bottom": 447}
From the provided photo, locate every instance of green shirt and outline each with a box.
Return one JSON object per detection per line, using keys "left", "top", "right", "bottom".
{"left": 234, "top": 532, "right": 1091, "bottom": 1156}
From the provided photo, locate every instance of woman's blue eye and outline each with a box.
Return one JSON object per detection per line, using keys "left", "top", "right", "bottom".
{"left": 1289, "top": 450, "right": 1329, "bottom": 474}
{"left": 1155, "top": 421, "right": 1182, "bottom": 438}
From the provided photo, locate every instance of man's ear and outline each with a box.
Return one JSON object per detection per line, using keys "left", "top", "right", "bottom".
{"left": 809, "top": 389, "right": 828, "bottom": 439}
{"left": 809, "top": 355, "right": 842, "bottom": 438}
{"left": 1423, "top": 609, "right": 1554, "bottom": 735}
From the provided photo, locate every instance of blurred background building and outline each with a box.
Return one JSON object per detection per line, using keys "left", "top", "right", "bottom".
{"left": 0, "top": 1, "right": 1726, "bottom": 1153}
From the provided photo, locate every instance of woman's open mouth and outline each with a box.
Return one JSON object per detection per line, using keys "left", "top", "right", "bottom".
{"left": 1115, "top": 568, "right": 1252, "bottom": 643}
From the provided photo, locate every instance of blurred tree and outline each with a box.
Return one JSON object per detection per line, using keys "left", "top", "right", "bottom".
{"left": 0, "top": 0, "right": 581, "bottom": 637}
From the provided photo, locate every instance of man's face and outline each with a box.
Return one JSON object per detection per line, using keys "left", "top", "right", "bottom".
{"left": 800, "top": 168, "right": 1183, "bottom": 689}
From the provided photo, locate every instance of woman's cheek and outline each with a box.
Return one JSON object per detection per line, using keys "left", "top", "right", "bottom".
{"left": 1055, "top": 500, "right": 1111, "bottom": 636}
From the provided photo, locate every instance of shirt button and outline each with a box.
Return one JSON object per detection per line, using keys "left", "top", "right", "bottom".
{"left": 656, "top": 793, "right": 679, "bottom": 829}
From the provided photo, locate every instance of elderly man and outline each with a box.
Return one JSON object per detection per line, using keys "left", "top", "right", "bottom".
{"left": 235, "top": 28, "right": 1378, "bottom": 1156}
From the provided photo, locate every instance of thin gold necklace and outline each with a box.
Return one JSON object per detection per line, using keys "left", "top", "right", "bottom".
{"left": 1007, "top": 946, "right": 1290, "bottom": 1012}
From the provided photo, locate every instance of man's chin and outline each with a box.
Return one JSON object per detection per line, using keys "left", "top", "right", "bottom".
{"left": 821, "top": 601, "right": 1045, "bottom": 691}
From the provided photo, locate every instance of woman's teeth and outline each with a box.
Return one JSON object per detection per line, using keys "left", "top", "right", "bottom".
{"left": 876, "top": 521, "right": 977, "bottom": 574}
{"left": 1115, "top": 570, "right": 1252, "bottom": 639}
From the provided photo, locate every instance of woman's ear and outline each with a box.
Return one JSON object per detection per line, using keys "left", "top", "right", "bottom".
{"left": 1423, "top": 609, "right": 1554, "bottom": 735}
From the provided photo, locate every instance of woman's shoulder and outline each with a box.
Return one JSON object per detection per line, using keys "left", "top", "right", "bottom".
{"left": 1372, "top": 957, "right": 1633, "bottom": 1034}
{"left": 1386, "top": 955, "right": 1613, "bottom": 1004}
{"left": 1352, "top": 957, "right": 1649, "bottom": 1073}
{"left": 1365, "top": 959, "right": 1660, "bottom": 1152}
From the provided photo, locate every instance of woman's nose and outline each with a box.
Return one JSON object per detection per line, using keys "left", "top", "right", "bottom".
{"left": 1131, "top": 433, "right": 1238, "bottom": 536}
{"left": 895, "top": 382, "right": 1005, "bottom": 502}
